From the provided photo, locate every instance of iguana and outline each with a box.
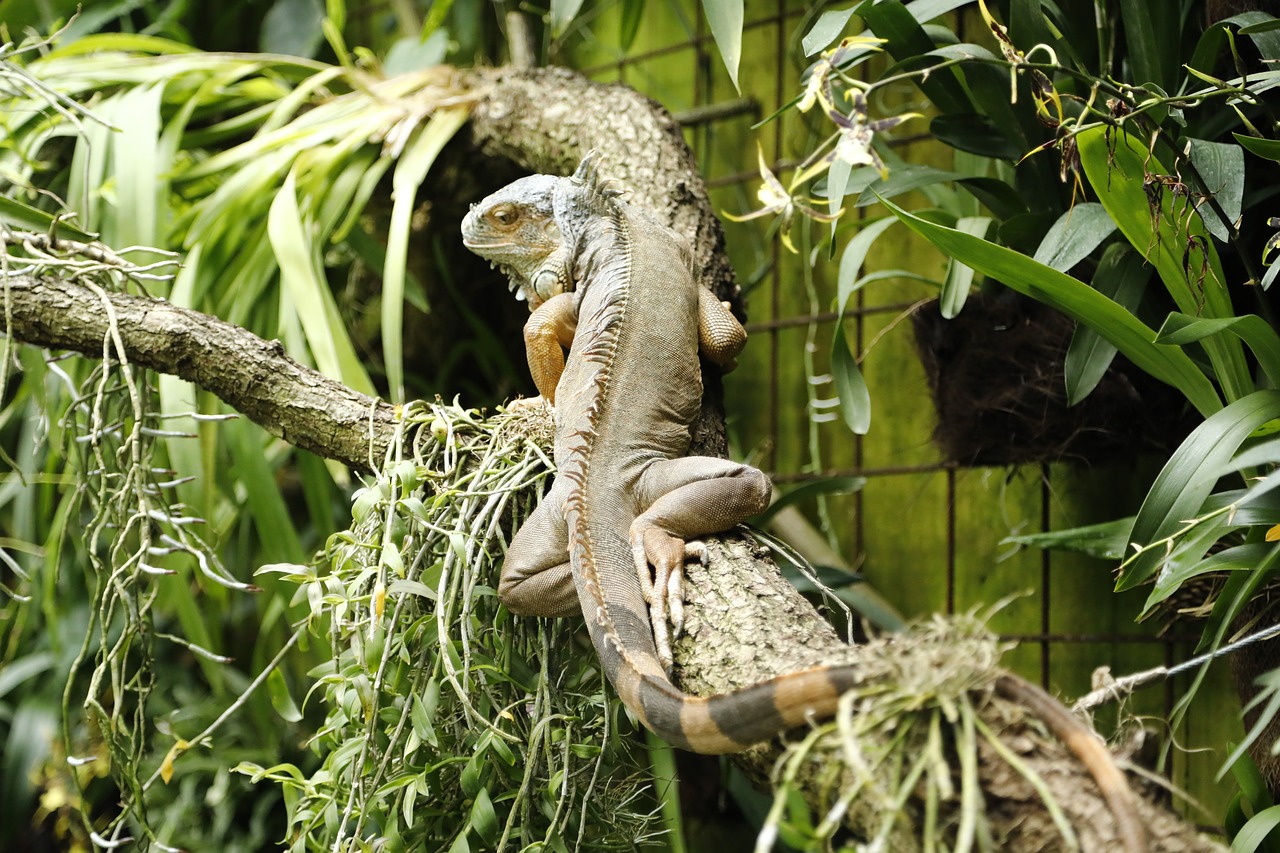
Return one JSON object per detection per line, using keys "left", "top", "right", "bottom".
{"left": 461, "top": 154, "right": 1148, "bottom": 849}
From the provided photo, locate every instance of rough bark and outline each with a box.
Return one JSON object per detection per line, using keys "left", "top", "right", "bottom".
{"left": 2, "top": 275, "right": 397, "bottom": 472}
{"left": 0, "top": 66, "right": 1226, "bottom": 850}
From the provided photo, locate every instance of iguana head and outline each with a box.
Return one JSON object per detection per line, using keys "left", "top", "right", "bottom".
{"left": 461, "top": 174, "right": 569, "bottom": 307}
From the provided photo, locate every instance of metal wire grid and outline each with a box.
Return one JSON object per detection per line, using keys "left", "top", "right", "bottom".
{"left": 573, "top": 0, "right": 1233, "bottom": 807}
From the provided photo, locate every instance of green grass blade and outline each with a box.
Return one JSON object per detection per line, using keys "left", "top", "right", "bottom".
{"left": 267, "top": 170, "right": 374, "bottom": 395}
{"left": 383, "top": 106, "right": 468, "bottom": 402}
{"left": 881, "top": 196, "right": 1224, "bottom": 417}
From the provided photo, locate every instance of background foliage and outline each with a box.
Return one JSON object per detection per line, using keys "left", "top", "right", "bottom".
{"left": 4, "top": 0, "right": 1280, "bottom": 850}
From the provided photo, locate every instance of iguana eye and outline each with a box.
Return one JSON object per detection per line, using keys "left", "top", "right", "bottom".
{"left": 490, "top": 203, "right": 519, "bottom": 226}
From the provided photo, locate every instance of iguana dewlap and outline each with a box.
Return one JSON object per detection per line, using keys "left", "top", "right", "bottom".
{"left": 460, "top": 154, "right": 858, "bottom": 753}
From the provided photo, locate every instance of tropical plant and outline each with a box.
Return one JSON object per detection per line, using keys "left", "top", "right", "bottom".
{"left": 734, "top": 0, "right": 1280, "bottom": 842}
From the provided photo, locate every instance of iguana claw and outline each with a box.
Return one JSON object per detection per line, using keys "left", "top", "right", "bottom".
{"left": 631, "top": 527, "right": 704, "bottom": 672}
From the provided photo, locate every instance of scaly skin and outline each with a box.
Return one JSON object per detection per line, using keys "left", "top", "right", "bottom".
{"left": 460, "top": 155, "right": 1149, "bottom": 848}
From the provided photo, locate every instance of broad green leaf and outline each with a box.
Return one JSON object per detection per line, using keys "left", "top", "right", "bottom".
{"left": 0, "top": 196, "right": 94, "bottom": 242}
{"left": 383, "top": 30, "right": 450, "bottom": 75}
{"left": 468, "top": 788, "right": 499, "bottom": 846}
{"left": 1155, "top": 313, "right": 1280, "bottom": 388}
{"left": 1076, "top": 124, "right": 1252, "bottom": 403}
{"left": 1064, "top": 243, "right": 1149, "bottom": 405}
{"left": 929, "top": 113, "right": 1023, "bottom": 162}
{"left": 832, "top": 324, "right": 871, "bottom": 435}
{"left": 384, "top": 107, "right": 468, "bottom": 402}
{"left": 1185, "top": 137, "right": 1245, "bottom": 242}
{"left": 702, "top": 0, "right": 744, "bottom": 92}
{"left": 881, "top": 197, "right": 1224, "bottom": 417}
{"left": 940, "top": 216, "right": 989, "bottom": 318}
{"left": 1032, "top": 203, "right": 1116, "bottom": 274}
{"left": 1240, "top": 15, "right": 1280, "bottom": 61}
{"left": 804, "top": 6, "right": 858, "bottom": 56}
{"left": 1230, "top": 746, "right": 1277, "bottom": 813}
{"left": 1148, "top": 543, "right": 1270, "bottom": 610}
{"left": 1121, "top": 390, "right": 1280, "bottom": 590}
{"left": 1190, "top": 12, "right": 1280, "bottom": 75}
{"left": 619, "top": 0, "right": 645, "bottom": 50}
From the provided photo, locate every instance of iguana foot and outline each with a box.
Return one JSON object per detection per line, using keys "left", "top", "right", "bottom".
{"left": 630, "top": 526, "right": 703, "bottom": 672}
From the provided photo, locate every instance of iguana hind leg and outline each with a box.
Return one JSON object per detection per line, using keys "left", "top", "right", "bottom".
{"left": 499, "top": 498, "right": 579, "bottom": 618}
{"left": 630, "top": 458, "right": 771, "bottom": 670}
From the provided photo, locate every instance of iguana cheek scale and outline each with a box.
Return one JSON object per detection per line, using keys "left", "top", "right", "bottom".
{"left": 460, "top": 154, "right": 1151, "bottom": 852}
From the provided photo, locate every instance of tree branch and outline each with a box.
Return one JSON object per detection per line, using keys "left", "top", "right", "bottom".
{"left": 2, "top": 275, "right": 395, "bottom": 472}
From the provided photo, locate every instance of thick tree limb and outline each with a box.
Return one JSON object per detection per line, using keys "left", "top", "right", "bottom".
{"left": 2, "top": 275, "right": 395, "bottom": 472}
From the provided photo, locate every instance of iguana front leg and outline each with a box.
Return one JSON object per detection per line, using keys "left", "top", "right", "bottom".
{"left": 629, "top": 457, "right": 772, "bottom": 670}
{"left": 522, "top": 291, "right": 577, "bottom": 404}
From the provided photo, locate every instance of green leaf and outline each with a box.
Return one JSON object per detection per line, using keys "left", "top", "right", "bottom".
{"left": 261, "top": 0, "right": 326, "bottom": 58}
{"left": 1185, "top": 138, "right": 1245, "bottom": 242}
{"left": 881, "top": 196, "right": 1224, "bottom": 418}
{"left": 837, "top": 215, "right": 899, "bottom": 317}
{"left": 1148, "top": 543, "right": 1271, "bottom": 609}
{"left": 1118, "top": 0, "right": 1177, "bottom": 90}
{"left": 384, "top": 30, "right": 450, "bottom": 75}
{"left": 939, "top": 216, "right": 990, "bottom": 318}
{"left": 619, "top": 0, "right": 645, "bottom": 51}
{"left": 267, "top": 170, "right": 375, "bottom": 396}
{"left": 267, "top": 669, "right": 304, "bottom": 722}
{"left": 1233, "top": 804, "right": 1280, "bottom": 850}
{"left": 0, "top": 196, "right": 94, "bottom": 242}
{"left": 468, "top": 788, "right": 499, "bottom": 846}
{"left": 1121, "top": 391, "right": 1280, "bottom": 590}
{"left": 1076, "top": 124, "right": 1251, "bottom": 403}
{"left": 549, "top": 0, "right": 587, "bottom": 37}
{"left": 1002, "top": 517, "right": 1134, "bottom": 562}
{"left": 929, "top": 113, "right": 1023, "bottom": 161}
{"left": 1032, "top": 203, "right": 1116, "bottom": 274}
{"left": 1155, "top": 313, "right": 1280, "bottom": 388}
{"left": 832, "top": 324, "right": 871, "bottom": 435}
{"left": 1235, "top": 132, "right": 1280, "bottom": 162}
{"left": 702, "top": 0, "right": 744, "bottom": 92}
{"left": 1064, "top": 243, "right": 1150, "bottom": 405}
{"left": 858, "top": 0, "right": 971, "bottom": 115}
{"left": 383, "top": 107, "right": 468, "bottom": 402}
{"left": 856, "top": 165, "right": 966, "bottom": 207}
{"left": 1230, "top": 747, "right": 1277, "bottom": 813}
{"left": 804, "top": 6, "right": 858, "bottom": 56}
